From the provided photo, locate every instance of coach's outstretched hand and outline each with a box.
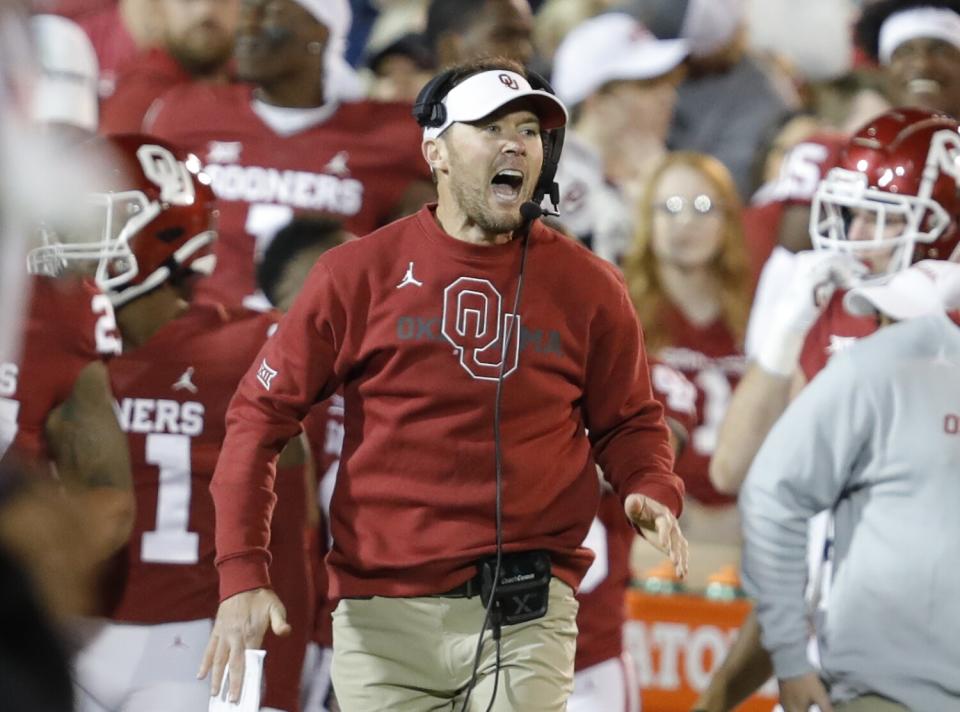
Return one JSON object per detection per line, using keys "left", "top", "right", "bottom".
{"left": 199, "top": 587, "right": 291, "bottom": 702}
{"left": 625, "top": 493, "right": 689, "bottom": 578}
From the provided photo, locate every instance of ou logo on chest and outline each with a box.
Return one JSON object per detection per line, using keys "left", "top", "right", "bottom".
{"left": 441, "top": 277, "right": 521, "bottom": 381}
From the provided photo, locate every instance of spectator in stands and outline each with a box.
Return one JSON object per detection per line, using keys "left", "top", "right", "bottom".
{"left": 855, "top": 0, "right": 960, "bottom": 118}
{"left": 424, "top": 0, "right": 535, "bottom": 67}
{"left": 627, "top": 0, "right": 798, "bottom": 200}
{"left": 531, "top": 0, "right": 612, "bottom": 69}
{"left": 365, "top": 33, "right": 434, "bottom": 102}
{"left": 550, "top": 12, "right": 688, "bottom": 263}
{"left": 100, "top": 0, "right": 240, "bottom": 133}
{"left": 622, "top": 151, "right": 751, "bottom": 526}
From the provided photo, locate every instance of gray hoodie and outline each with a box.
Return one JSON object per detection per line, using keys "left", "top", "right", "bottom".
{"left": 740, "top": 312, "right": 960, "bottom": 711}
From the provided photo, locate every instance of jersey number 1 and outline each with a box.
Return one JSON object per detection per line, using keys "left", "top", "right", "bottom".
{"left": 141, "top": 433, "right": 200, "bottom": 564}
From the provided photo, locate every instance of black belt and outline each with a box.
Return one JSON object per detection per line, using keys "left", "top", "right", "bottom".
{"left": 436, "top": 573, "right": 482, "bottom": 598}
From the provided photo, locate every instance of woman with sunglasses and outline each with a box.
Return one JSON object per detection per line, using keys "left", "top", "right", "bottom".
{"left": 623, "top": 151, "right": 753, "bottom": 550}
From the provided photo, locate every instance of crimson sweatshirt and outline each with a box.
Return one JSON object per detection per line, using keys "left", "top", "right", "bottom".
{"left": 211, "top": 205, "right": 683, "bottom": 601}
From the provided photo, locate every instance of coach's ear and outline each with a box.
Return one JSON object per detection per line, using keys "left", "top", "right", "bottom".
{"left": 422, "top": 137, "right": 448, "bottom": 178}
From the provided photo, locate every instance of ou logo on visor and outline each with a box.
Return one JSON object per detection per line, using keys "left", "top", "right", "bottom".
{"left": 442, "top": 277, "right": 520, "bottom": 381}
{"left": 499, "top": 73, "right": 520, "bottom": 90}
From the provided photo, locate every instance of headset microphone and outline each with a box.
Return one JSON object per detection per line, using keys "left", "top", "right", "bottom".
{"left": 519, "top": 201, "right": 543, "bottom": 224}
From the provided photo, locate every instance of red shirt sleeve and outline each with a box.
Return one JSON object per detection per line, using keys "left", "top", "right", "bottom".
{"left": 582, "top": 278, "right": 684, "bottom": 517}
{"left": 211, "top": 262, "right": 344, "bottom": 599}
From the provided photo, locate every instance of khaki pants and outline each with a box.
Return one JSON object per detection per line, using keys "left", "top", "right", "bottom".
{"left": 834, "top": 695, "right": 910, "bottom": 712}
{"left": 331, "top": 578, "right": 578, "bottom": 712}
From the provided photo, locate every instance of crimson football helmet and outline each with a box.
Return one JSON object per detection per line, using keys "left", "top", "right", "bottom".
{"left": 810, "top": 108, "right": 960, "bottom": 279}
{"left": 28, "top": 133, "right": 217, "bottom": 306}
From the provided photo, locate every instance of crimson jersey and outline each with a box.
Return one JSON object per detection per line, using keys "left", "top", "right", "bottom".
{"left": 145, "top": 84, "right": 430, "bottom": 308}
{"left": 107, "top": 304, "right": 278, "bottom": 623}
{"left": 575, "top": 362, "right": 697, "bottom": 672}
{"left": 0, "top": 276, "right": 120, "bottom": 465}
{"left": 799, "top": 290, "right": 877, "bottom": 381}
{"left": 106, "top": 303, "right": 307, "bottom": 712}
{"left": 656, "top": 307, "right": 746, "bottom": 506}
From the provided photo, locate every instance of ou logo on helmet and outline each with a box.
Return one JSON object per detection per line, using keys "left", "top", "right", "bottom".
{"left": 442, "top": 277, "right": 521, "bottom": 381}
{"left": 137, "top": 144, "right": 196, "bottom": 205}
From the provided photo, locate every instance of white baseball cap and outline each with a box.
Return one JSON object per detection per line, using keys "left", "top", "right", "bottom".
{"left": 422, "top": 70, "right": 568, "bottom": 140}
{"left": 29, "top": 14, "right": 99, "bottom": 132}
{"left": 552, "top": 13, "right": 689, "bottom": 108}
{"left": 844, "top": 260, "right": 960, "bottom": 320}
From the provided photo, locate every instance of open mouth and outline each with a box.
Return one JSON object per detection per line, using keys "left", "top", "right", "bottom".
{"left": 490, "top": 169, "right": 524, "bottom": 202}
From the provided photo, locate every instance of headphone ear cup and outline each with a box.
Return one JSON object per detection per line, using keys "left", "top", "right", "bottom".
{"left": 412, "top": 69, "right": 455, "bottom": 128}
{"left": 428, "top": 102, "right": 447, "bottom": 128}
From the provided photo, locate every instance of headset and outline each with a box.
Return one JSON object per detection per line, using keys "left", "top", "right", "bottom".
{"left": 412, "top": 65, "right": 565, "bottom": 213}
{"left": 414, "top": 64, "right": 565, "bottom": 712}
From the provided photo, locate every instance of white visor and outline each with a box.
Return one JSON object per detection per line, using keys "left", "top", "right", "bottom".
{"left": 422, "top": 70, "right": 568, "bottom": 141}
{"left": 844, "top": 259, "right": 960, "bottom": 319}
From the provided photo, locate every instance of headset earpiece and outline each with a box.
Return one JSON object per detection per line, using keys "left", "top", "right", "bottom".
{"left": 412, "top": 69, "right": 456, "bottom": 129}
{"left": 525, "top": 70, "right": 565, "bottom": 211}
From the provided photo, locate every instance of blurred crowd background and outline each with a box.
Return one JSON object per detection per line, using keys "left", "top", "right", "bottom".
{"left": 1, "top": 0, "right": 959, "bottom": 710}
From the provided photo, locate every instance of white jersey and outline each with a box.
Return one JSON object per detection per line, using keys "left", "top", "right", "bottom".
{"left": 551, "top": 130, "right": 634, "bottom": 265}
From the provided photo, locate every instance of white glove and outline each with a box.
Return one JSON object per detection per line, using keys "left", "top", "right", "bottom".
{"left": 756, "top": 250, "right": 867, "bottom": 376}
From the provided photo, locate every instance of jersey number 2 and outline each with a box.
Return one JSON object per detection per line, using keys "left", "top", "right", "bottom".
{"left": 141, "top": 433, "right": 200, "bottom": 564}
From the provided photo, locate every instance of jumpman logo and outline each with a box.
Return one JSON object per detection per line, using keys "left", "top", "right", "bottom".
{"left": 396, "top": 262, "right": 423, "bottom": 289}
{"left": 324, "top": 150, "right": 350, "bottom": 176}
{"left": 172, "top": 367, "right": 198, "bottom": 394}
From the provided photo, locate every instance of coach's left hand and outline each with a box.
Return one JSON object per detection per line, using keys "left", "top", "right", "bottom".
{"left": 625, "top": 493, "right": 689, "bottom": 578}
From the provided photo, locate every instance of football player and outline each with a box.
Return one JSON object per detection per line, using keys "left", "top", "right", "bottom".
{"left": 145, "top": 0, "right": 433, "bottom": 310}
{"left": 55, "top": 134, "right": 309, "bottom": 712}
{"left": 699, "top": 107, "right": 960, "bottom": 711}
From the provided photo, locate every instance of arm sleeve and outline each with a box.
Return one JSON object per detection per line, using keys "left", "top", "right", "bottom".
{"left": 583, "top": 283, "right": 683, "bottom": 516}
{"left": 211, "top": 262, "right": 348, "bottom": 600}
{"left": 739, "top": 352, "right": 874, "bottom": 678}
